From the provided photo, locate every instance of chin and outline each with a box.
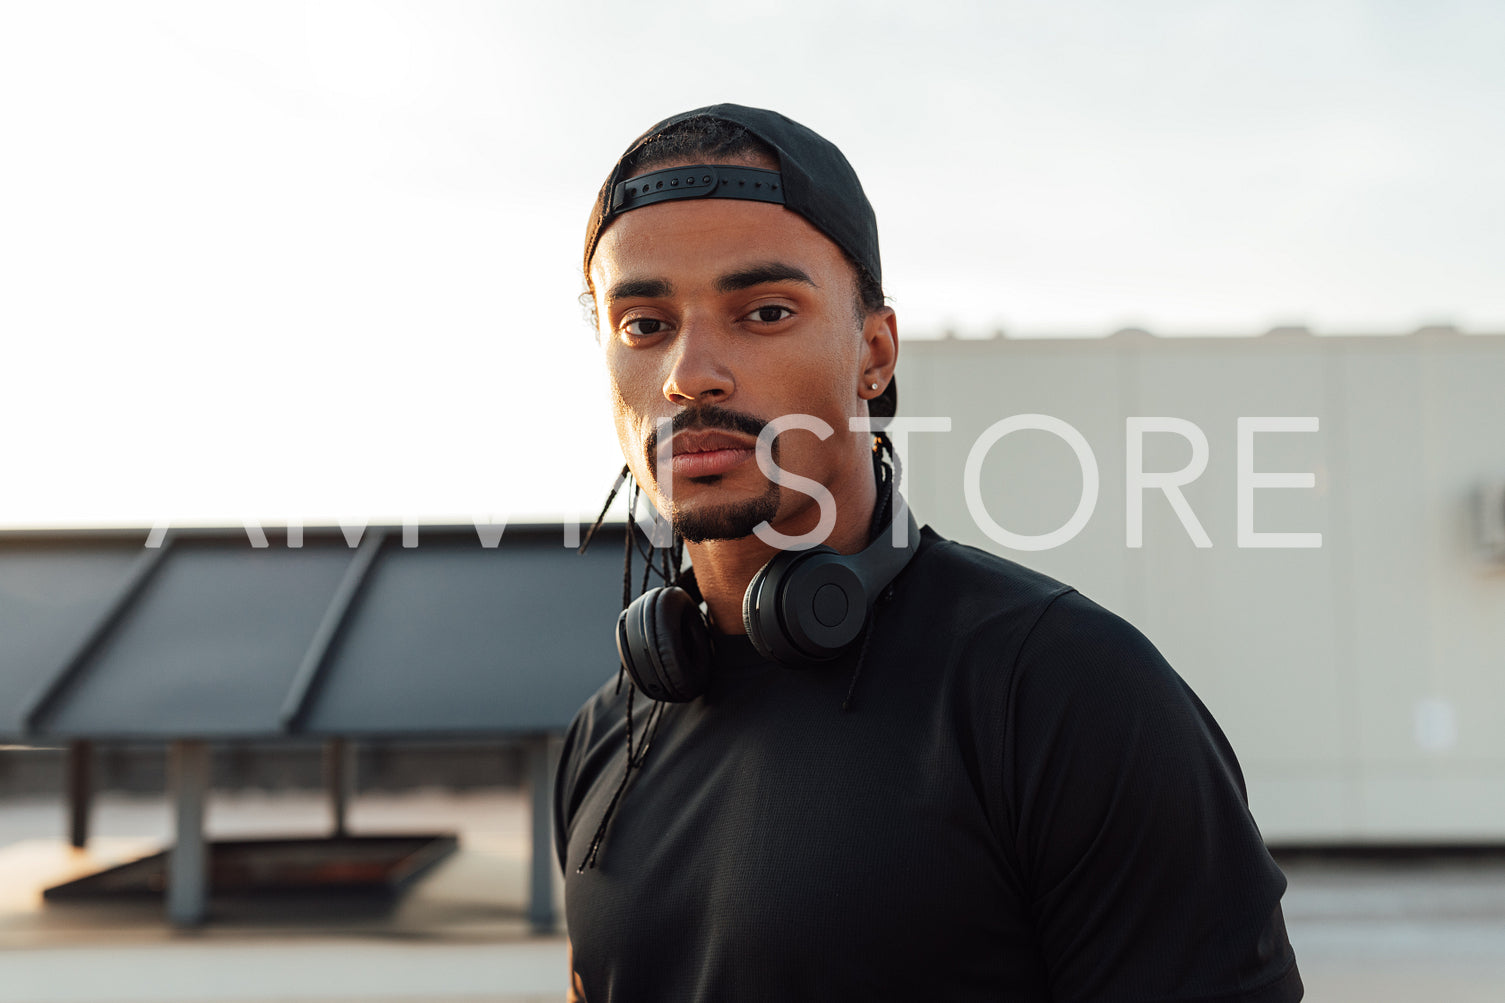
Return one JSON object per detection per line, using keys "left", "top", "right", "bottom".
{"left": 671, "top": 487, "right": 781, "bottom": 544}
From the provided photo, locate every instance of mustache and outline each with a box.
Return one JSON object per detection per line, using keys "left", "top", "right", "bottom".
{"left": 644, "top": 404, "right": 770, "bottom": 468}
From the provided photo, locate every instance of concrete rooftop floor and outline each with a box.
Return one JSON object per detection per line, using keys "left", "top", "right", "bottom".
{"left": 1, "top": 790, "right": 1503, "bottom": 1002}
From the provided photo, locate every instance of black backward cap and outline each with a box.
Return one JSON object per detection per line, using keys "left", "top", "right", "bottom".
{"left": 584, "top": 103, "right": 882, "bottom": 285}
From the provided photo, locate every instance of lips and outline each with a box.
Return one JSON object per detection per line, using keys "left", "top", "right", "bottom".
{"left": 667, "top": 428, "right": 756, "bottom": 479}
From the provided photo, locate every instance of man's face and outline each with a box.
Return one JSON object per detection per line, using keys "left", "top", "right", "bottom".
{"left": 590, "top": 182, "right": 891, "bottom": 544}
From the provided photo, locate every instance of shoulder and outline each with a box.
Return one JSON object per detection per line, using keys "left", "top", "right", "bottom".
{"left": 902, "top": 525, "right": 1074, "bottom": 614}
{"left": 900, "top": 526, "right": 1185, "bottom": 702}
{"left": 887, "top": 526, "right": 1077, "bottom": 669}
{"left": 1016, "top": 588, "right": 1193, "bottom": 712}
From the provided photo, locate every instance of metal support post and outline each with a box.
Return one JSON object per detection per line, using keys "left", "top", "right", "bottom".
{"left": 325, "top": 737, "right": 356, "bottom": 838}
{"left": 66, "top": 740, "right": 93, "bottom": 849}
{"left": 526, "top": 734, "right": 564, "bottom": 931}
{"left": 166, "top": 739, "right": 211, "bottom": 928}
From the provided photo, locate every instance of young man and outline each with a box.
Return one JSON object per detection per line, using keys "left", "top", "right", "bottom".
{"left": 554, "top": 104, "right": 1303, "bottom": 1002}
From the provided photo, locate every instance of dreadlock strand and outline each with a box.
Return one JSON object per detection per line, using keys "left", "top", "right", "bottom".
{"left": 578, "top": 663, "right": 674, "bottom": 871}
{"left": 840, "top": 441, "right": 899, "bottom": 712}
{"left": 640, "top": 545, "right": 655, "bottom": 595}
{"left": 580, "top": 465, "right": 631, "bottom": 555}
{"left": 841, "top": 617, "right": 879, "bottom": 712}
{"left": 615, "top": 481, "right": 639, "bottom": 697}
{"left": 579, "top": 752, "right": 634, "bottom": 872}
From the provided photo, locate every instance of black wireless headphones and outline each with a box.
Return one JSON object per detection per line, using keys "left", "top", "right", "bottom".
{"left": 615, "top": 503, "right": 921, "bottom": 702}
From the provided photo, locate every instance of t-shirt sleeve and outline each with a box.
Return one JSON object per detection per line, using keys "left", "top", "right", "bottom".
{"left": 996, "top": 590, "right": 1302, "bottom": 1003}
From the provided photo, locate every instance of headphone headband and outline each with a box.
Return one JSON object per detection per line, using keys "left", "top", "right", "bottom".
{"left": 841, "top": 504, "right": 919, "bottom": 603}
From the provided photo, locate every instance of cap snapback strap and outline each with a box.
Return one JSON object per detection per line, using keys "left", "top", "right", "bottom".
{"left": 610, "top": 164, "right": 786, "bottom": 213}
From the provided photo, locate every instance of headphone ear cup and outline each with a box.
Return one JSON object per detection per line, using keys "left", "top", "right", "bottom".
{"left": 745, "top": 552, "right": 807, "bottom": 663}
{"left": 741, "top": 558, "right": 780, "bottom": 663}
{"left": 743, "top": 548, "right": 863, "bottom": 666}
{"left": 616, "top": 586, "right": 713, "bottom": 702}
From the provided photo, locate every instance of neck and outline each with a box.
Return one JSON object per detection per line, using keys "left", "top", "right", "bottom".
{"left": 686, "top": 459, "right": 880, "bottom": 635}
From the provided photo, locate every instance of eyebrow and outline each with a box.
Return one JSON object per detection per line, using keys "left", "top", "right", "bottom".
{"left": 604, "top": 262, "right": 818, "bottom": 306}
{"left": 714, "top": 262, "right": 817, "bottom": 293}
{"left": 604, "top": 278, "right": 673, "bottom": 304}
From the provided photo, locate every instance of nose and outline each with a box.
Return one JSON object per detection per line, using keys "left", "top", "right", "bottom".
{"left": 662, "top": 321, "right": 734, "bottom": 406}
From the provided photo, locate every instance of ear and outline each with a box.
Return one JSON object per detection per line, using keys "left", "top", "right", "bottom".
{"left": 859, "top": 306, "right": 898, "bottom": 400}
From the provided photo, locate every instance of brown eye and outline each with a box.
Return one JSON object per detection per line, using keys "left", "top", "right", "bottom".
{"left": 623, "top": 317, "right": 666, "bottom": 338}
{"left": 748, "top": 306, "right": 793, "bottom": 324}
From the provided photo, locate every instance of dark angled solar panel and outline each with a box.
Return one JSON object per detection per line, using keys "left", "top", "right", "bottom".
{"left": 0, "top": 539, "right": 147, "bottom": 739}
{"left": 297, "top": 527, "right": 625, "bottom": 736}
{"left": 35, "top": 539, "right": 356, "bottom": 739}
{"left": 5, "top": 525, "right": 638, "bottom": 742}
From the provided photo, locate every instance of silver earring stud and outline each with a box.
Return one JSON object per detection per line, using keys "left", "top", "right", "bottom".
{"left": 869, "top": 382, "right": 879, "bottom": 391}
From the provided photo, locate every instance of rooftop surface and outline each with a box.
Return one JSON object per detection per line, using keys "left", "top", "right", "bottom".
{"left": 1, "top": 790, "right": 1502, "bottom": 1002}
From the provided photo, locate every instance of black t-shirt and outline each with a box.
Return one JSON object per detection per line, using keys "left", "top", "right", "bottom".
{"left": 554, "top": 527, "right": 1303, "bottom": 1002}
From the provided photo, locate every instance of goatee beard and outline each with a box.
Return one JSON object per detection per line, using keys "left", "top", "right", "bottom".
{"left": 671, "top": 483, "right": 781, "bottom": 543}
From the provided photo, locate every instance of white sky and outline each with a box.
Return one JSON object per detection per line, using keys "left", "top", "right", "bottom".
{"left": 1, "top": 0, "right": 1502, "bottom": 528}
